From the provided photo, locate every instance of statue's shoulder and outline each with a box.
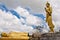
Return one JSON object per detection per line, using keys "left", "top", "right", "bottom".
{"left": 50, "top": 7, "right": 52, "bottom": 11}
{"left": 50, "top": 7, "right": 52, "bottom": 9}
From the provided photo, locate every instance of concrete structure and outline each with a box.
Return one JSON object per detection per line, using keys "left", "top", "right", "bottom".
{"left": 30, "top": 32, "right": 60, "bottom": 40}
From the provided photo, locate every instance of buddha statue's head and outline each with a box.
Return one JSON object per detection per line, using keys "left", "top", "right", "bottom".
{"left": 46, "top": 2, "right": 50, "bottom": 7}
{"left": 1, "top": 32, "right": 8, "bottom": 37}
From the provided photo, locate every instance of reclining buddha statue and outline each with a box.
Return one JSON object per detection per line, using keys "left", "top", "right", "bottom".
{"left": 1, "top": 31, "right": 29, "bottom": 39}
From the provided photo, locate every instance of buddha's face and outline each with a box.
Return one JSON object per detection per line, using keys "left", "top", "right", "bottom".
{"left": 1, "top": 32, "right": 7, "bottom": 37}
{"left": 46, "top": 3, "right": 50, "bottom": 7}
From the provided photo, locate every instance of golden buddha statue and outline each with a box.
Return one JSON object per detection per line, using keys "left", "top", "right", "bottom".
{"left": 45, "top": 2, "right": 54, "bottom": 32}
{"left": 1, "top": 32, "right": 29, "bottom": 40}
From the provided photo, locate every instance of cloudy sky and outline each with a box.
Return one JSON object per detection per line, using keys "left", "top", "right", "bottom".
{"left": 0, "top": 0, "right": 48, "bottom": 13}
{"left": 0, "top": 0, "right": 49, "bottom": 34}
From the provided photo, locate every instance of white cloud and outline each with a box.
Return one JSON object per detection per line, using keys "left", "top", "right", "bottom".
{"left": 14, "top": 6, "right": 49, "bottom": 34}
{"left": 0, "top": 6, "right": 47, "bottom": 35}
{"left": 20, "top": 18, "right": 26, "bottom": 24}
{"left": 0, "top": 10, "right": 20, "bottom": 32}
{"left": 26, "top": 15, "right": 43, "bottom": 26}
{"left": 15, "top": 7, "right": 30, "bottom": 17}
{"left": 15, "top": 7, "right": 44, "bottom": 26}
{"left": 0, "top": 9, "right": 34, "bottom": 34}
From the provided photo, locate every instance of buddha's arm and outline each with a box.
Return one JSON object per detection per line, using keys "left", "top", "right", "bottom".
{"left": 45, "top": 7, "right": 52, "bottom": 15}
{"left": 45, "top": 8, "right": 48, "bottom": 12}
{"left": 45, "top": 8, "right": 50, "bottom": 13}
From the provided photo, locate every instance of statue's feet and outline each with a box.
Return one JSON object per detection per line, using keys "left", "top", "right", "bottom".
{"left": 49, "top": 31, "right": 54, "bottom": 33}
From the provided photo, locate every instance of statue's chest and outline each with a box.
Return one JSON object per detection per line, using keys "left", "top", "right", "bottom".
{"left": 46, "top": 8, "right": 50, "bottom": 11}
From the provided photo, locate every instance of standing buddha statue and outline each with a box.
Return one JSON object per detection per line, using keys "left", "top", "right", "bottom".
{"left": 45, "top": 2, "right": 54, "bottom": 32}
